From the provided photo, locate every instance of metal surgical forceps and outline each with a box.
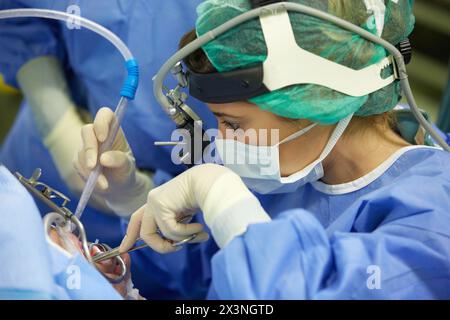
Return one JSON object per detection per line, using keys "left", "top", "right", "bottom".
{"left": 92, "top": 216, "right": 197, "bottom": 263}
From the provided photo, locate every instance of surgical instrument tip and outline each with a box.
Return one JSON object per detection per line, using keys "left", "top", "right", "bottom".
{"left": 92, "top": 234, "right": 197, "bottom": 263}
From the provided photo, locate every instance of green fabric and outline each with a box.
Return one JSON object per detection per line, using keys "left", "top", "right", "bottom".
{"left": 196, "top": 0, "right": 415, "bottom": 124}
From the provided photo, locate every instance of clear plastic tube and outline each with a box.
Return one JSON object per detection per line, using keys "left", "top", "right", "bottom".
{"left": 0, "top": 9, "right": 138, "bottom": 218}
{"left": 0, "top": 8, "right": 133, "bottom": 61}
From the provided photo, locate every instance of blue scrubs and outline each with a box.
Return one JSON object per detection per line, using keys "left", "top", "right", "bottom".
{"left": 0, "top": 165, "right": 121, "bottom": 300}
{"left": 0, "top": 0, "right": 214, "bottom": 245}
{"left": 126, "top": 146, "right": 450, "bottom": 299}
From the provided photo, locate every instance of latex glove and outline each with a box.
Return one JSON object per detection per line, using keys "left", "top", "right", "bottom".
{"left": 17, "top": 56, "right": 87, "bottom": 195}
{"left": 74, "top": 107, "right": 153, "bottom": 217}
{"left": 120, "top": 164, "right": 271, "bottom": 253}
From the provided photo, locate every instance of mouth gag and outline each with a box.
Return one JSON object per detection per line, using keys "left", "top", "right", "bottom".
{"left": 0, "top": 8, "right": 140, "bottom": 220}
{"left": 14, "top": 169, "right": 197, "bottom": 282}
{"left": 153, "top": 1, "right": 450, "bottom": 154}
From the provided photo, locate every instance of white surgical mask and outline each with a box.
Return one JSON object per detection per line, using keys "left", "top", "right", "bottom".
{"left": 215, "top": 114, "right": 353, "bottom": 194}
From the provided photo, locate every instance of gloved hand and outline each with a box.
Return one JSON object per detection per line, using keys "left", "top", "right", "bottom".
{"left": 17, "top": 56, "right": 87, "bottom": 195}
{"left": 120, "top": 164, "right": 271, "bottom": 253}
{"left": 74, "top": 107, "right": 153, "bottom": 217}
{"left": 17, "top": 56, "right": 119, "bottom": 212}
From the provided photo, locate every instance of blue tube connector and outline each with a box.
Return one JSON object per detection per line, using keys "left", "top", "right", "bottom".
{"left": 120, "top": 59, "right": 139, "bottom": 100}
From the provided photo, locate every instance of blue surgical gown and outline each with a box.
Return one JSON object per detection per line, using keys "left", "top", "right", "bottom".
{"left": 125, "top": 146, "right": 450, "bottom": 299}
{"left": 0, "top": 0, "right": 214, "bottom": 245}
{"left": 0, "top": 165, "right": 122, "bottom": 300}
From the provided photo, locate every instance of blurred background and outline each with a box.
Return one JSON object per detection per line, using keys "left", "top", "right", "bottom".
{"left": 1, "top": 0, "right": 449, "bottom": 144}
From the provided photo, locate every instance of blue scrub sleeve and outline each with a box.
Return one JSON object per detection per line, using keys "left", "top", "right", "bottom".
{"left": 209, "top": 200, "right": 450, "bottom": 299}
{"left": 0, "top": 1, "right": 65, "bottom": 88}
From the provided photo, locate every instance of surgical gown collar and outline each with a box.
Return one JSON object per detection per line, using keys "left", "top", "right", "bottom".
{"left": 311, "top": 145, "right": 440, "bottom": 195}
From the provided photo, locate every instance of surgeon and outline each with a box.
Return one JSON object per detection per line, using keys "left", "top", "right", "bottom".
{"left": 77, "top": 0, "right": 450, "bottom": 299}
{"left": 0, "top": 164, "right": 142, "bottom": 300}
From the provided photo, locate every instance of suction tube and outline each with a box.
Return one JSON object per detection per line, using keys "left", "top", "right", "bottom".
{"left": 0, "top": 8, "right": 132, "bottom": 60}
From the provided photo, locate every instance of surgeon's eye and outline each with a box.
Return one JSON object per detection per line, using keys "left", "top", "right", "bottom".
{"left": 221, "top": 120, "right": 241, "bottom": 131}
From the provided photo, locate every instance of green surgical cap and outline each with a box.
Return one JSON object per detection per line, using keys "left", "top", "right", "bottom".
{"left": 195, "top": 0, "right": 415, "bottom": 124}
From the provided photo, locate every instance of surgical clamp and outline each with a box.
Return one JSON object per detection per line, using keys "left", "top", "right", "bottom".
{"left": 93, "top": 216, "right": 197, "bottom": 263}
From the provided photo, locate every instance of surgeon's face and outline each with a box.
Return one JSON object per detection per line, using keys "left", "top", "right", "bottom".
{"left": 208, "top": 101, "right": 334, "bottom": 176}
